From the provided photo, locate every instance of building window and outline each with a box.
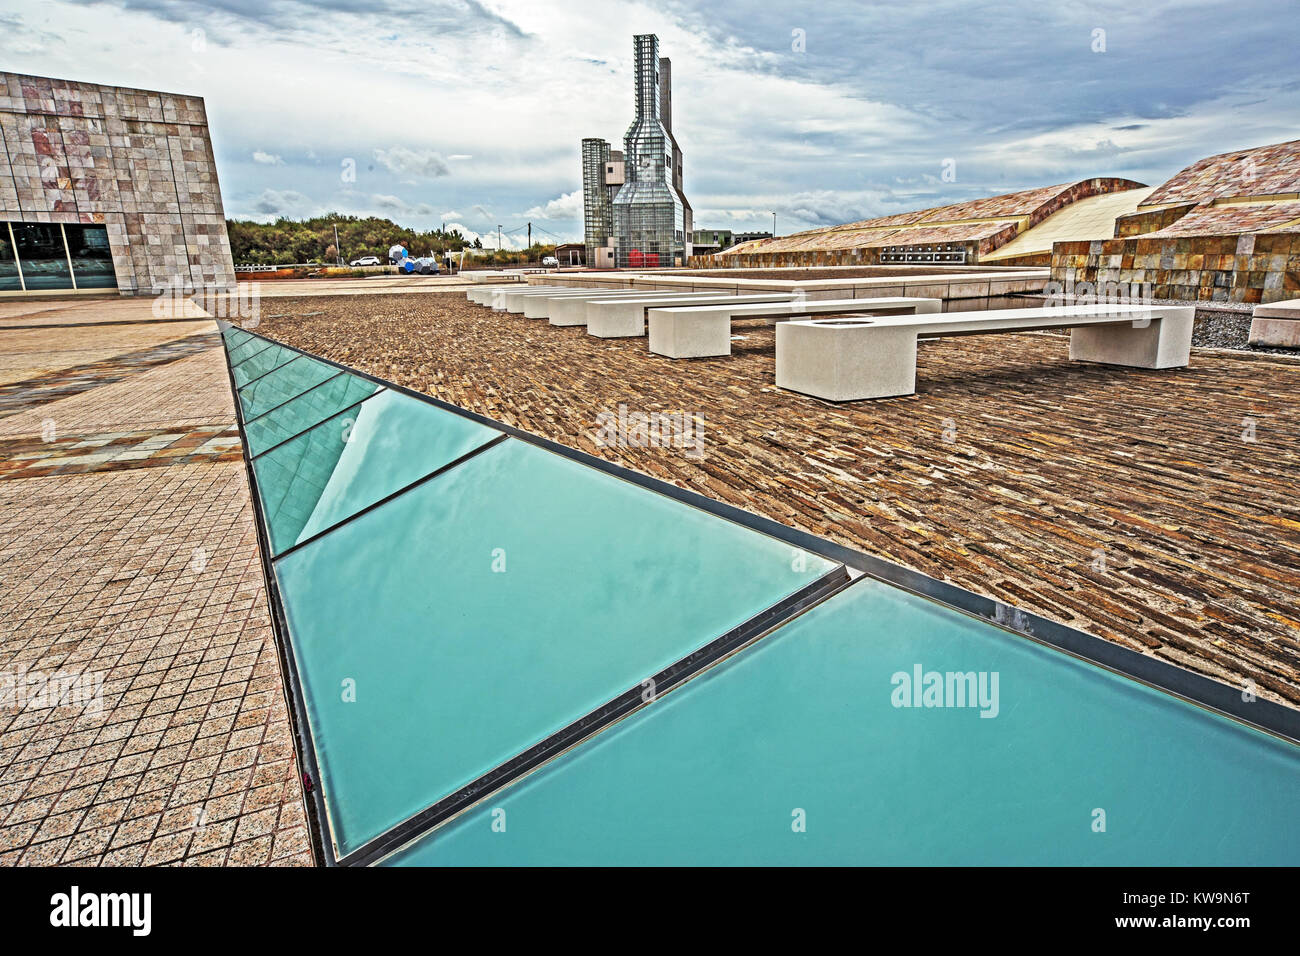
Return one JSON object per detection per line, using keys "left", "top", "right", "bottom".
{"left": 64, "top": 224, "right": 117, "bottom": 289}
{"left": 12, "top": 223, "right": 73, "bottom": 291}
{"left": 1, "top": 221, "right": 118, "bottom": 293}
{"left": 0, "top": 225, "right": 20, "bottom": 292}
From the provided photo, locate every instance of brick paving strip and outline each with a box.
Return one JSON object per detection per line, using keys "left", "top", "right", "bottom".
{"left": 0, "top": 425, "right": 243, "bottom": 481}
{"left": 0, "top": 333, "right": 219, "bottom": 418}
{"left": 0, "top": 301, "right": 312, "bottom": 866}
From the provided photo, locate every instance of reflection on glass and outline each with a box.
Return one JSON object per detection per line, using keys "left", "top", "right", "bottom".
{"left": 253, "top": 390, "right": 500, "bottom": 554}
{"left": 231, "top": 340, "right": 287, "bottom": 377}
{"left": 238, "top": 356, "right": 339, "bottom": 420}
{"left": 386, "top": 576, "right": 1300, "bottom": 867}
{"left": 243, "top": 373, "right": 382, "bottom": 457}
{"left": 0, "top": 225, "right": 20, "bottom": 292}
{"left": 273, "top": 437, "right": 838, "bottom": 854}
{"left": 232, "top": 343, "right": 296, "bottom": 387}
{"left": 11, "top": 222, "right": 72, "bottom": 290}
{"left": 64, "top": 224, "right": 117, "bottom": 289}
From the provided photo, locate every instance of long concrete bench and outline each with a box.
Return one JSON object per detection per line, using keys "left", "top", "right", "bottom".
{"left": 503, "top": 287, "right": 654, "bottom": 315}
{"left": 468, "top": 284, "right": 592, "bottom": 307}
{"left": 586, "top": 293, "right": 804, "bottom": 338}
{"left": 468, "top": 285, "right": 539, "bottom": 306}
{"left": 526, "top": 290, "right": 702, "bottom": 321}
{"left": 497, "top": 287, "right": 608, "bottom": 312}
{"left": 518, "top": 289, "right": 646, "bottom": 318}
{"left": 547, "top": 291, "right": 731, "bottom": 326}
{"left": 774, "top": 303, "right": 1194, "bottom": 401}
{"left": 647, "top": 297, "right": 943, "bottom": 358}
{"left": 1249, "top": 298, "right": 1300, "bottom": 348}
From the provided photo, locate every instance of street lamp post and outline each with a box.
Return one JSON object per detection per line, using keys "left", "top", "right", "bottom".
{"left": 772, "top": 212, "right": 777, "bottom": 238}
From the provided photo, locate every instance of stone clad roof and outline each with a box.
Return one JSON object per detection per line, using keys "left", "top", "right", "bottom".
{"left": 1143, "top": 200, "right": 1300, "bottom": 239}
{"left": 1142, "top": 139, "right": 1300, "bottom": 207}
{"left": 727, "top": 179, "right": 1145, "bottom": 256}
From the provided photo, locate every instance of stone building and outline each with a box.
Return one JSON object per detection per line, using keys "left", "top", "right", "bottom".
{"left": 0, "top": 71, "right": 235, "bottom": 296}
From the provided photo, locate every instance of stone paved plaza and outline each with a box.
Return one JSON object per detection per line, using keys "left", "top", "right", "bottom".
{"left": 0, "top": 297, "right": 310, "bottom": 866}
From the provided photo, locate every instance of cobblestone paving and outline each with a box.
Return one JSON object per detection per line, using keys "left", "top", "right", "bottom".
{"left": 262, "top": 291, "right": 1300, "bottom": 707}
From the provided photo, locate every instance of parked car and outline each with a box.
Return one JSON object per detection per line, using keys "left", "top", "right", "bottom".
{"left": 350, "top": 255, "right": 382, "bottom": 266}
{"left": 542, "top": 255, "right": 559, "bottom": 267}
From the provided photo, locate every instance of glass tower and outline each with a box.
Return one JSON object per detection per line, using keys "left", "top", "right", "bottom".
{"left": 612, "top": 35, "right": 688, "bottom": 268}
{"left": 581, "top": 138, "right": 612, "bottom": 262}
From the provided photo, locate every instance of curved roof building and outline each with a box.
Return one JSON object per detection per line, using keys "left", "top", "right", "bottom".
{"left": 714, "top": 178, "right": 1148, "bottom": 268}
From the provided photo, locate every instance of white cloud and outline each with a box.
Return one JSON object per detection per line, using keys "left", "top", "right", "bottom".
{"left": 373, "top": 146, "right": 451, "bottom": 180}
{"left": 523, "top": 190, "right": 581, "bottom": 220}
{"left": 244, "top": 188, "right": 319, "bottom": 221}
{"left": 371, "top": 193, "right": 437, "bottom": 218}
{"left": 5, "top": 0, "right": 1297, "bottom": 239}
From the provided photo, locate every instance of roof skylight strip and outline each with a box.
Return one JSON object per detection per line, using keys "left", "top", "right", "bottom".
{"left": 249, "top": 386, "right": 386, "bottom": 460}
{"left": 335, "top": 562, "right": 850, "bottom": 867}
{"left": 219, "top": 327, "right": 1300, "bottom": 749}
{"left": 268, "top": 432, "right": 508, "bottom": 561}
{"left": 236, "top": 356, "right": 343, "bottom": 418}
{"left": 231, "top": 344, "right": 304, "bottom": 389}
{"left": 226, "top": 338, "right": 277, "bottom": 367}
{"left": 214, "top": 324, "right": 1300, "bottom": 869}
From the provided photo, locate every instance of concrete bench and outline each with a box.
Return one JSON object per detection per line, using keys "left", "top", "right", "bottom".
{"left": 1249, "top": 298, "right": 1300, "bottom": 348}
{"left": 647, "top": 297, "right": 942, "bottom": 358}
{"left": 515, "top": 289, "right": 643, "bottom": 318}
{"left": 468, "top": 285, "right": 538, "bottom": 306}
{"left": 587, "top": 293, "right": 803, "bottom": 338}
{"left": 496, "top": 287, "right": 602, "bottom": 312}
{"left": 547, "top": 291, "right": 729, "bottom": 326}
{"left": 504, "top": 288, "right": 653, "bottom": 316}
{"left": 529, "top": 290, "right": 693, "bottom": 321}
{"left": 775, "top": 303, "right": 1194, "bottom": 401}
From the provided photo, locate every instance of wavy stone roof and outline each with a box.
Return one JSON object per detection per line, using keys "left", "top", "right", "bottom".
{"left": 1142, "top": 139, "right": 1300, "bottom": 207}
{"left": 1143, "top": 199, "right": 1300, "bottom": 239}
{"left": 727, "top": 179, "right": 1145, "bottom": 255}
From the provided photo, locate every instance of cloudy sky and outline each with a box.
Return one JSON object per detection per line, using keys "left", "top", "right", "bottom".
{"left": 2, "top": 0, "right": 1297, "bottom": 247}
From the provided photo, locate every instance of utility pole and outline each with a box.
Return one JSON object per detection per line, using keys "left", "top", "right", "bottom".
{"left": 772, "top": 212, "right": 776, "bottom": 238}
{"left": 497, "top": 224, "right": 502, "bottom": 252}
{"left": 527, "top": 221, "right": 531, "bottom": 254}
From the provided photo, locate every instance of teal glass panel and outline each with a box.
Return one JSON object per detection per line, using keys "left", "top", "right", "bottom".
{"left": 238, "top": 356, "right": 339, "bottom": 420}
{"left": 244, "top": 374, "right": 383, "bottom": 457}
{"left": 226, "top": 334, "right": 277, "bottom": 365}
{"left": 387, "top": 577, "right": 1300, "bottom": 866}
{"left": 253, "top": 390, "right": 500, "bottom": 555}
{"left": 222, "top": 326, "right": 254, "bottom": 349}
{"left": 232, "top": 342, "right": 297, "bottom": 386}
{"left": 274, "top": 438, "right": 839, "bottom": 856}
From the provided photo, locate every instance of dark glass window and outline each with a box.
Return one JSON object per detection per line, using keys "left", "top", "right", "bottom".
{"left": 0, "top": 225, "right": 20, "bottom": 292}
{"left": 11, "top": 222, "right": 73, "bottom": 290}
{"left": 65, "top": 224, "right": 117, "bottom": 289}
